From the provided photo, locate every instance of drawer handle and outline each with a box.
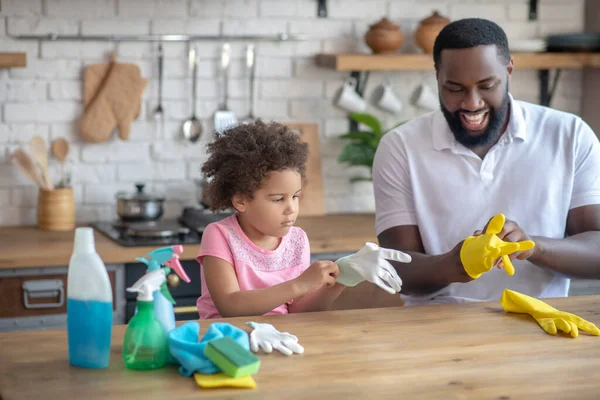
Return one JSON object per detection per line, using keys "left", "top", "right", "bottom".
{"left": 22, "top": 279, "right": 65, "bottom": 309}
{"left": 173, "top": 306, "right": 198, "bottom": 315}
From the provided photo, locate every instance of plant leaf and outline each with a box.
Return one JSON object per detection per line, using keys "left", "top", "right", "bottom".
{"left": 339, "top": 131, "right": 375, "bottom": 144}
{"left": 349, "top": 113, "right": 382, "bottom": 137}
{"left": 337, "top": 142, "right": 376, "bottom": 168}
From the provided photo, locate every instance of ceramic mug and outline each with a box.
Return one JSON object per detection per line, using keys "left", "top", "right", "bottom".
{"left": 372, "top": 80, "right": 403, "bottom": 114}
{"left": 333, "top": 77, "right": 367, "bottom": 113}
{"left": 410, "top": 83, "right": 438, "bottom": 111}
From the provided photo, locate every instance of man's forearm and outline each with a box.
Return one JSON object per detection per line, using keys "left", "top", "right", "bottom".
{"left": 392, "top": 249, "right": 469, "bottom": 296}
{"left": 530, "top": 231, "right": 600, "bottom": 278}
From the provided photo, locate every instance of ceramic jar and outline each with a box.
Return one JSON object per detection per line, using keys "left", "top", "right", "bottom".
{"left": 415, "top": 11, "right": 450, "bottom": 54}
{"left": 364, "top": 18, "right": 403, "bottom": 54}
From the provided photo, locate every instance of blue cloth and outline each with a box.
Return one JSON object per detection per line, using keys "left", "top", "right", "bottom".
{"left": 167, "top": 321, "right": 250, "bottom": 377}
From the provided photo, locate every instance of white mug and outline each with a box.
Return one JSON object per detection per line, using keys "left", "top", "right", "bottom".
{"left": 372, "top": 80, "right": 403, "bottom": 114}
{"left": 333, "top": 77, "right": 367, "bottom": 113}
{"left": 410, "top": 83, "right": 438, "bottom": 111}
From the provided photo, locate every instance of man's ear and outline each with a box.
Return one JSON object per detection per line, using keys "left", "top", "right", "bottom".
{"left": 231, "top": 194, "right": 247, "bottom": 213}
{"left": 507, "top": 57, "right": 514, "bottom": 78}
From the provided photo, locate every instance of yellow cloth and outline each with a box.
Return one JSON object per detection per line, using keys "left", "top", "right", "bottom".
{"left": 500, "top": 289, "right": 600, "bottom": 338}
{"left": 193, "top": 373, "right": 256, "bottom": 389}
{"left": 460, "top": 214, "right": 535, "bottom": 279}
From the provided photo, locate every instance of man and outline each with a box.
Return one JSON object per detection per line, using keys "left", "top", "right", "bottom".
{"left": 373, "top": 18, "right": 600, "bottom": 306}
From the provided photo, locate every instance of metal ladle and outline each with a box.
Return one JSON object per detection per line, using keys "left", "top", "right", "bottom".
{"left": 182, "top": 44, "right": 203, "bottom": 143}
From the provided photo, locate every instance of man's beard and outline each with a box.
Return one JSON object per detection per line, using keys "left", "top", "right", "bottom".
{"left": 440, "top": 85, "right": 510, "bottom": 149}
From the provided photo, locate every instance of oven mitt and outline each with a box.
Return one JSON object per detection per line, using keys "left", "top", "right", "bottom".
{"left": 83, "top": 62, "right": 142, "bottom": 120}
{"left": 334, "top": 242, "right": 409, "bottom": 294}
{"left": 167, "top": 321, "right": 250, "bottom": 376}
{"left": 193, "top": 372, "right": 256, "bottom": 389}
{"left": 79, "top": 61, "right": 147, "bottom": 142}
{"left": 460, "top": 214, "right": 535, "bottom": 279}
{"left": 246, "top": 322, "right": 304, "bottom": 356}
{"left": 500, "top": 289, "right": 600, "bottom": 338}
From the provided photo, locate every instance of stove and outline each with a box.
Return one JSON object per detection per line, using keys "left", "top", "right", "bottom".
{"left": 93, "top": 207, "right": 233, "bottom": 247}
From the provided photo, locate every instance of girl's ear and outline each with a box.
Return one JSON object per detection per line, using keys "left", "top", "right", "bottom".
{"left": 231, "top": 194, "right": 247, "bottom": 213}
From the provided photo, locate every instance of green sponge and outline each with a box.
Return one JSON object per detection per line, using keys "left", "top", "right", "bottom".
{"left": 204, "top": 337, "right": 261, "bottom": 378}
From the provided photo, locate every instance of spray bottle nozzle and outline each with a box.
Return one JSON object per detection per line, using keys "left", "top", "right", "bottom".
{"left": 126, "top": 269, "right": 167, "bottom": 302}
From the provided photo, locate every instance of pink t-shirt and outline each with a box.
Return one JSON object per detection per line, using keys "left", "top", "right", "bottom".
{"left": 196, "top": 214, "right": 311, "bottom": 319}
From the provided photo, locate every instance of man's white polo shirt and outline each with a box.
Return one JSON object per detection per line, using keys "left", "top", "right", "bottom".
{"left": 373, "top": 94, "right": 600, "bottom": 306}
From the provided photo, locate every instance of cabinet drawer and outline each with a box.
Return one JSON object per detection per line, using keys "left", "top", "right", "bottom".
{"left": 0, "top": 271, "right": 117, "bottom": 318}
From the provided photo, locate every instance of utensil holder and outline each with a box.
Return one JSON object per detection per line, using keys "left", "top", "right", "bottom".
{"left": 37, "top": 188, "right": 76, "bottom": 231}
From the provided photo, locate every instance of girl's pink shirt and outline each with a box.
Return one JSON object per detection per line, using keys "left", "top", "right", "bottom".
{"left": 196, "top": 214, "right": 310, "bottom": 319}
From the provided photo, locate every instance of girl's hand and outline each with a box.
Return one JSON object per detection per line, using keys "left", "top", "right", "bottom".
{"left": 294, "top": 260, "right": 339, "bottom": 295}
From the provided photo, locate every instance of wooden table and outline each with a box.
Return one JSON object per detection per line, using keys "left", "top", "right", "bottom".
{"left": 2, "top": 296, "right": 600, "bottom": 399}
{"left": 0, "top": 214, "right": 376, "bottom": 269}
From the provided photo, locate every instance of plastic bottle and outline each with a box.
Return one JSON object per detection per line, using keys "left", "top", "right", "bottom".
{"left": 66, "top": 227, "right": 113, "bottom": 369}
{"left": 122, "top": 269, "right": 169, "bottom": 370}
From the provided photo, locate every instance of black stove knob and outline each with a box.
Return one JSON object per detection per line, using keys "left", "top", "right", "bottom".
{"left": 178, "top": 227, "right": 190, "bottom": 241}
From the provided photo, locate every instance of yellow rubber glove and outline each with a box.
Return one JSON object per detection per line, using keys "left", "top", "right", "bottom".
{"left": 500, "top": 289, "right": 600, "bottom": 338}
{"left": 460, "top": 214, "right": 535, "bottom": 279}
{"left": 194, "top": 372, "right": 256, "bottom": 389}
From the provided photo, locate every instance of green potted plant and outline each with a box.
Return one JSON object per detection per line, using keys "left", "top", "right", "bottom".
{"left": 337, "top": 112, "right": 405, "bottom": 212}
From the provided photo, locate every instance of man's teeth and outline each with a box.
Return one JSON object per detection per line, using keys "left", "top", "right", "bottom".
{"left": 463, "top": 112, "right": 487, "bottom": 124}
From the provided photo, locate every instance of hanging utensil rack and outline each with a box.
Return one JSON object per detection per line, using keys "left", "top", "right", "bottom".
{"left": 10, "top": 33, "right": 307, "bottom": 42}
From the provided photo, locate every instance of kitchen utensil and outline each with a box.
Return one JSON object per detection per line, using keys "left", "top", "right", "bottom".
{"left": 241, "top": 43, "right": 256, "bottom": 123}
{"left": 37, "top": 187, "right": 75, "bottom": 231}
{"left": 181, "top": 44, "right": 203, "bottom": 143}
{"left": 153, "top": 42, "right": 165, "bottom": 136}
{"left": 10, "top": 148, "right": 48, "bottom": 189}
{"left": 51, "top": 137, "right": 70, "bottom": 188}
{"left": 285, "top": 123, "right": 324, "bottom": 216}
{"left": 214, "top": 42, "right": 238, "bottom": 134}
{"left": 29, "top": 136, "right": 54, "bottom": 190}
{"left": 115, "top": 183, "right": 165, "bottom": 222}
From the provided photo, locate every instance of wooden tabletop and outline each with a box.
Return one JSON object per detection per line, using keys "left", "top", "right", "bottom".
{"left": 1, "top": 295, "right": 600, "bottom": 399}
{"left": 0, "top": 214, "right": 376, "bottom": 269}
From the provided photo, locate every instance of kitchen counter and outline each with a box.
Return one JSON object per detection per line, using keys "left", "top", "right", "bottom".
{"left": 1, "top": 295, "right": 599, "bottom": 399}
{"left": 0, "top": 214, "right": 376, "bottom": 269}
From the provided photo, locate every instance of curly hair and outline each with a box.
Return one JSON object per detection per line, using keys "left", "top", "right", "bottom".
{"left": 433, "top": 18, "right": 511, "bottom": 71}
{"left": 201, "top": 120, "right": 309, "bottom": 211}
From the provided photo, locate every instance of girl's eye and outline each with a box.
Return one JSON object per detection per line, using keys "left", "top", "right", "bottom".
{"left": 292, "top": 195, "right": 299, "bottom": 199}
{"left": 272, "top": 198, "right": 283, "bottom": 203}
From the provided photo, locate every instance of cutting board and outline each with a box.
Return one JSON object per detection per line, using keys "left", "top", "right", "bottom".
{"left": 286, "top": 123, "right": 325, "bottom": 216}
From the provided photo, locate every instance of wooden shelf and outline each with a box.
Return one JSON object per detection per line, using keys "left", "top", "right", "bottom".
{"left": 0, "top": 52, "right": 27, "bottom": 68}
{"left": 315, "top": 52, "right": 600, "bottom": 71}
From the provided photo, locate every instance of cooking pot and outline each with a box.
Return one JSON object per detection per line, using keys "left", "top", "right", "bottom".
{"left": 116, "top": 183, "right": 165, "bottom": 222}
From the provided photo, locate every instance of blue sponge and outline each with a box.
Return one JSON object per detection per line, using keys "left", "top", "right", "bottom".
{"left": 167, "top": 321, "right": 250, "bottom": 376}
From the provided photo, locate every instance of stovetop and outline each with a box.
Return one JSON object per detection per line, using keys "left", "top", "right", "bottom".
{"left": 92, "top": 207, "right": 233, "bottom": 247}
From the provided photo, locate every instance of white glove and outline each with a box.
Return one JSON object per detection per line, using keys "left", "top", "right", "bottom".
{"left": 334, "top": 242, "right": 410, "bottom": 294}
{"left": 246, "top": 322, "right": 304, "bottom": 356}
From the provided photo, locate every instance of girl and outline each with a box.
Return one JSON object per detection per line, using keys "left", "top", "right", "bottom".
{"left": 196, "top": 120, "right": 345, "bottom": 318}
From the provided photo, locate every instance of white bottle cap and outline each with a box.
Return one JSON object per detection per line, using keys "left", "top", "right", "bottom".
{"left": 73, "top": 227, "right": 95, "bottom": 254}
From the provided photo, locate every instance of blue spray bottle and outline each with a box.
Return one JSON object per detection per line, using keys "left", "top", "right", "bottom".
{"left": 135, "top": 245, "right": 190, "bottom": 363}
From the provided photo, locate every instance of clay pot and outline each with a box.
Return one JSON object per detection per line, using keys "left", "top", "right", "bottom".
{"left": 415, "top": 10, "right": 450, "bottom": 54}
{"left": 364, "top": 18, "right": 403, "bottom": 54}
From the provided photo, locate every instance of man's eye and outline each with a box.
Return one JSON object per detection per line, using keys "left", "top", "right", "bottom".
{"left": 446, "top": 87, "right": 462, "bottom": 93}
{"left": 481, "top": 84, "right": 497, "bottom": 90}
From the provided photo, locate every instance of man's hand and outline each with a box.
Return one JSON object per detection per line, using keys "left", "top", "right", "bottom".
{"left": 478, "top": 214, "right": 537, "bottom": 269}
{"left": 462, "top": 214, "right": 535, "bottom": 279}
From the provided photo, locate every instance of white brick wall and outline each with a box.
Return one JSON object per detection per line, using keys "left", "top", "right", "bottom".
{"left": 0, "top": 0, "right": 588, "bottom": 226}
